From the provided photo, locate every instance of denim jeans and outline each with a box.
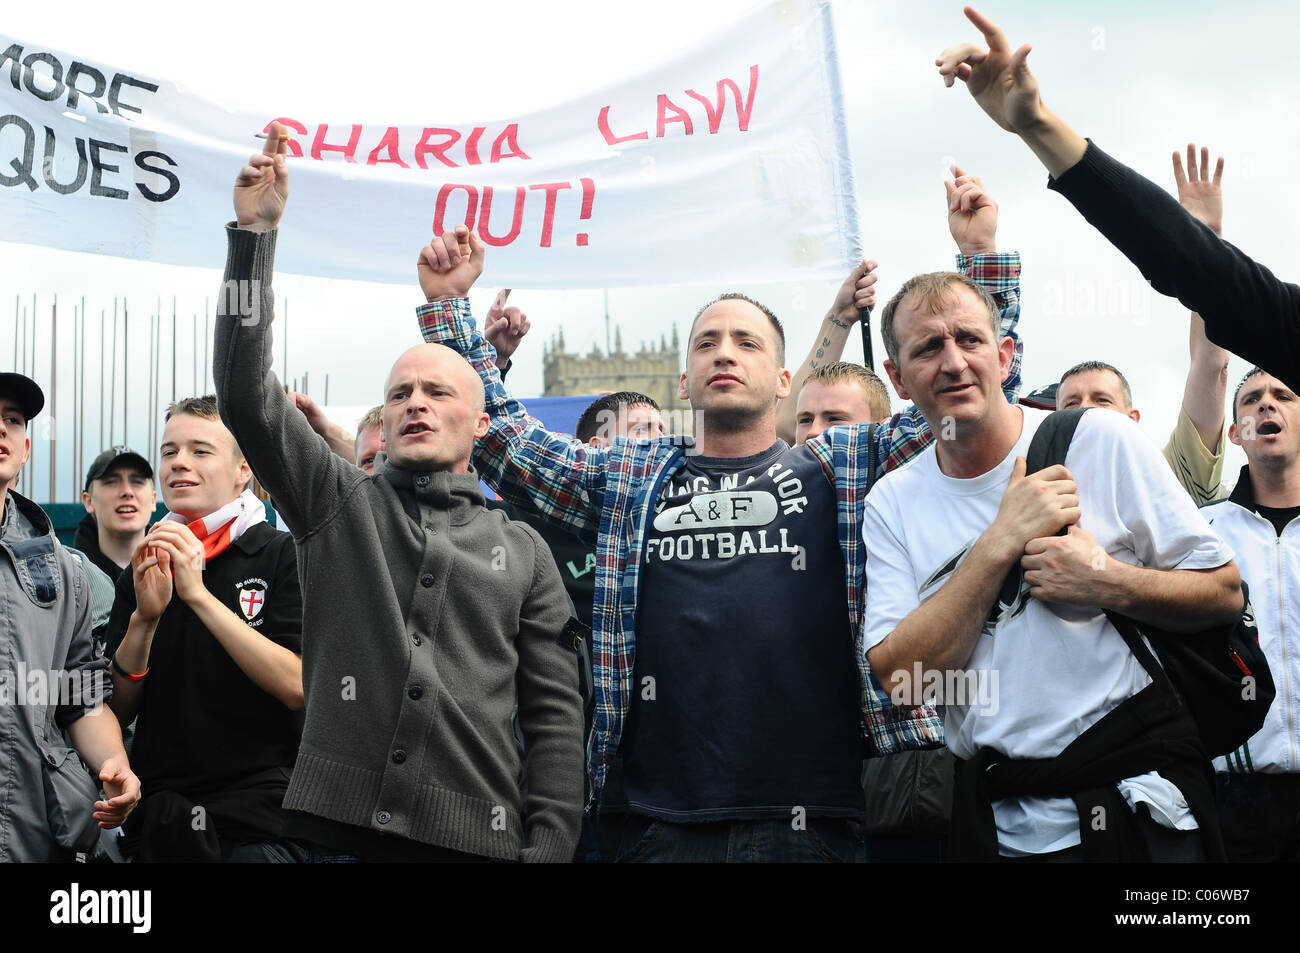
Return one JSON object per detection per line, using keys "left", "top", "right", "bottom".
{"left": 219, "top": 839, "right": 301, "bottom": 863}
{"left": 305, "top": 848, "right": 364, "bottom": 864}
{"left": 615, "top": 814, "right": 863, "bottom": 863}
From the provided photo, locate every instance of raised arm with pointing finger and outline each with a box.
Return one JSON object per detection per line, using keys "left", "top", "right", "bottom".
{"left": 938, "top": 5, "right": 1300, "bottom": 392}
{"left": 482, "top": 289, "right": 532, "bottom": 377}
{"left": 935, "top": 7, "right": 1086, "bottom": 178}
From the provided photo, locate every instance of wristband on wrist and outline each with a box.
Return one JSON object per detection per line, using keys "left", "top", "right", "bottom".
{"left": 111, "top": 653, "right": 149, "bottom": 681}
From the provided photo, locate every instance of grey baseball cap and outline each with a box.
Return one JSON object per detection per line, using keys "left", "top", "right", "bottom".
{"left": 85, "top": 446, "right": 154, "bottom": 491}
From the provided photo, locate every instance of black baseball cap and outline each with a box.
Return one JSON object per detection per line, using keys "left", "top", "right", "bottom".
{"left": 85, "top": 446, "right": 154, "bottom": 491}
{"left": 1018, "top": 382, "right": 1058, "bottom": 411}
{"left": 0, "top": 372, "right": 44, "bottom": 424}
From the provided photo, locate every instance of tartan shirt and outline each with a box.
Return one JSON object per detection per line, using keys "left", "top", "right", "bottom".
{"left": 418, "top": 253, "right": 1022, "bottom": 808}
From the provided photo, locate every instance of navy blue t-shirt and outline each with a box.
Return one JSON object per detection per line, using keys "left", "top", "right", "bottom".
{"left": 622, "top": 440, "right": 865, "bottom": 822}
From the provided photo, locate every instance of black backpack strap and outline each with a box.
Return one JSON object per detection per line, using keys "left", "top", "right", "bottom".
{"left": 1102, "top": 609, "right": 1175, "bottom": 692}
{"left": 994, "top": 408, "right": 1090, "bottom": 610}
{"left": 1002, "top": 407, "right": 1176, "bottom": 692}
{"left": 1024, "top": 407, "right": 1089, "bottom": 475}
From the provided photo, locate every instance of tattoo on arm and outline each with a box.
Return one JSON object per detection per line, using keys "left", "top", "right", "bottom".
{"left": 828, "top": 313, "right": 851, "bottom": 330}
{"left": 811, "top": 335, "right": 831, "bottom": 369}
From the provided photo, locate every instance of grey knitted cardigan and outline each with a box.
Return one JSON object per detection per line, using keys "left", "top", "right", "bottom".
{"left": 213, "top": 225, "right": 582, "bottom": 862}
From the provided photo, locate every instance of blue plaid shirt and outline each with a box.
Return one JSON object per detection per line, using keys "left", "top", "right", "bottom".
{"left": 418, "top": 253, "right": 1022, "bottom": 807}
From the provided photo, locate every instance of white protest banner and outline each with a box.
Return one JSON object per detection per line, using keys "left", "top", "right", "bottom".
{"left": 0, "top": 0, "right": 860, "bottom": 288}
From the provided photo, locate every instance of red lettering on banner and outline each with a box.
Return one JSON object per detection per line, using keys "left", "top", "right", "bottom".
{"left": 432, "top": 184, "right": 478, "bottom": 236}
{"left": 464, "top": 127, "right": 485, "bottom": 166}
{"left": 597, "top": 106, "right": 648, "bottom": 145}
{"left": 489, "top": 124, "right": 530, "bottom": 163}
{"left": 428, "top": 179, "right": 597, "bottom": 249}
{"left": 599, "top": 65, "right": 759, "bottom": 142}
{"left": 479, "top": 186, "right": 526, "bottom": 246}
{"left": 576, "top": 177, "right": 595, "bottom": 247}
{"left": 528, "top": 181, "right": 572, "bottom": 248}
{"left": 271, "top": 124, "right": 532, "bottom": 169}
{"left": 415, "top": 128, "right": 462, "bottom": 169}
{"left": 366, "top": 127, "right": 409, "bottom": 167}
{"left": 685, "top": 65, "right": 760, "bottom": 133}
{"left": 686, "top": 64, "right": 759, "bottom": 132}
{"left": 264, "top": 118, "right": 307, "bottom": 158}
{"left": 655, "top": 95, "right": 694, "bottom": 137}
{"left": 311, "top": 123, "right": 362, "bottom": 162}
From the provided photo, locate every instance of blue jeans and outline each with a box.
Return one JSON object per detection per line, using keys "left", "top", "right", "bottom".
{"left": 615, "top": 814, "right": 863, "bottom": 863}
{"left": 305, "top": 848, "right": 364, "bottom": 863}
{"left": 220, "top": 839, "right": 300, "bottom": 863}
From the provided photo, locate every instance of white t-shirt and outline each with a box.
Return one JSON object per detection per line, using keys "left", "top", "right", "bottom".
{"left": 862, "top": 407, "right": 1234, "bottom": 855}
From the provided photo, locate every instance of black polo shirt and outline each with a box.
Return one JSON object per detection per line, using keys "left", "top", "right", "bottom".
{"left": 104, "top": 521, "right": 303, "bottom": 839}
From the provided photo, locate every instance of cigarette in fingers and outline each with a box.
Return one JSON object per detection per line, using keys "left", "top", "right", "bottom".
{"left": 255, "top": 132, "right": 292, "bottom": 140}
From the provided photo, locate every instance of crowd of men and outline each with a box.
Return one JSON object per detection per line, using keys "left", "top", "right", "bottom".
{"left": 4, "top": 6, "right": 1300, "bottom": 863}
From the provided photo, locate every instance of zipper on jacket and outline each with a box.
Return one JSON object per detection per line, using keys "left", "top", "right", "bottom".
{"left": 1279, "top": 528, "right": 1298, "bottom": 771}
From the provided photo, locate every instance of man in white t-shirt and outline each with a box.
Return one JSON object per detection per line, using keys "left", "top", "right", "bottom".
{"left": 862, "top": 271, "right": 1243, "bottom": 861}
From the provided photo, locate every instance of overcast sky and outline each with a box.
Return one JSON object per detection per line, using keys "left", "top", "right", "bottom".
{"left": 5, "top": 0, "right": 1294, "bottom": 500}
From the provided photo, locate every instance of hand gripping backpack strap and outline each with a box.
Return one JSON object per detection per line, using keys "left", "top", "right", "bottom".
{"left": 987, "top": 407, "right": 1228, "bottom": 856}
{"left": 993, "top": 408, "right": 1090, "bottom": 612}
{"left": 1010, "top": 410, "right": 1272, "bottom": 757}
{"left": 997, "top": 407, "right": 1187, "bottom": 695}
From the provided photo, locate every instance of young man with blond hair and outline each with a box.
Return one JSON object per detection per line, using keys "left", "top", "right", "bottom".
{"left": 105, "top": 395, "right": 304, "bottom": 862}
{"left": 794, "top": 361, "right": 893, "bottom": 445}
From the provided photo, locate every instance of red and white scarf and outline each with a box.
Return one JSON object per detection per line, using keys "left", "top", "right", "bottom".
{"left": 161, "top": 488, "right": 267, "bottom": 562}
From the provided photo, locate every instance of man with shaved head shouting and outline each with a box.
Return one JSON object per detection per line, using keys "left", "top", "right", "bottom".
{"left": 210, "top": 125, "right": 583, "bottom": 863}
